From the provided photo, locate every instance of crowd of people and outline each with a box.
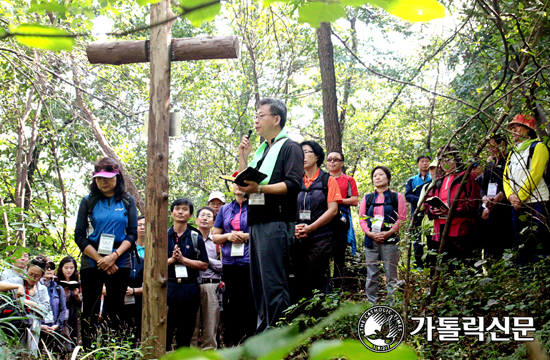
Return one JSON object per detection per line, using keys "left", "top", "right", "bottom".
{"left": 1, "top": 99, "right": 549, "bottom": 355}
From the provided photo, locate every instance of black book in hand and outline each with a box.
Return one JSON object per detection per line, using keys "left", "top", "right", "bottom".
{"left": 426, "top": 196, "right": 449, "bottom": 210}
{"left": 59, "top": 280, "right": 80, "bottom": 290}
{"left": 220, "top": 167, "right": 267, "bottom": 187}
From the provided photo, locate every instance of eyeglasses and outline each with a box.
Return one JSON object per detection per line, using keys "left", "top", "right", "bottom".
{"left": 326, "top": 158, "right": 343, "bottom": 163}
{"left": 209, "top": 202, "right": 223, "bottom": 206}
{"left": 198, "top": 213, "right": 214, "bottom": 219}
{"left": 94, "top": 164, "right": 119, "bottom": 173}
{"left": 303, "top": 150, "right": 314, "bottom": 155}
{"left": 254, "top": 113, "right": 276, "bottom": 120}
{"left": 27, "top": 272, "right": 43, "bottom": 280}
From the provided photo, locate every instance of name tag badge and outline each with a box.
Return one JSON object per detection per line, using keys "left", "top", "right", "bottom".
{"left": 487, "top": 182, "right": 498, "bottom": 197}
{"left": 98, "top": 233, "right": 115, "bottom": 255}
{"left": 299, "top": 210, "right": 311, "bottom": 221}
{"left": 249, "top": 193, "right": 265, "bottom": 205}
{"left": 175, "top": 264, "right": 188, "bottom": 278}
{"left": 124, "top": 295, "right": 136, "bottom": 305}
{"left": 371, "top": 217, "right": 384, "bottom": 234}
{"left": 231, "top": 243, "right": 245, "bottom": 257}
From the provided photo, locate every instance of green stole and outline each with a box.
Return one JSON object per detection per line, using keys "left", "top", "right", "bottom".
{"left": 248, "top": 128, "right": 289, "bottom": 185}
{"left": 515, "top": 139, "right": 538, "bottom": 152}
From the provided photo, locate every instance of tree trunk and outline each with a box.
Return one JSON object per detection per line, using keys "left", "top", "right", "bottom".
{"left": 15, "top": 89, "right": 41, "bottom": 246}
{"left": 141, "top": 0, "right": 172, "bottom": 357}
{"left": 317, "top": 22, "right": 342, "bottom": 153}
{"left": 49, "top": 137, "right": 68, "bottom": 246}
{"left": 0, "top": 196, "right": 10, "bottom": 245}
{"left": 72, "top": 65, "right": 146, "bottom": 215}
{"left": 339, "top": 12, "right": 358, "bottom": 136}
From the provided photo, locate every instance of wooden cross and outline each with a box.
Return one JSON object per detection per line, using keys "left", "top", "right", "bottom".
{"left": 86, "top": 2, "right": 239, "bottom": 357}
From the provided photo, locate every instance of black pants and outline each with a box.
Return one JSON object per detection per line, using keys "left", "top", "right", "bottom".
{"left": 411, "top": 227, "right": 425, "bottom": 268}
{"left": 123, "top": 298, "right": 143, "bottom": 344}
{"left": 80, "top": 267, "right": 130, "bottom": 349}
{"left": 512, "top": 202, "right": 550, "bottom": 264}
{"left": 291, "top": 235, "right": 332, "bottom": 303}
{"left": 166, "top": 281, "right": 200, "bottom": 350}
{"left": 250, "top": 222, "right": 292, "bottom": 332}
{"left": 329, "top": 228, "right": 347, "bottom": 291}
{"left": 221, "top": 264, "right": 256, "bottom": 346}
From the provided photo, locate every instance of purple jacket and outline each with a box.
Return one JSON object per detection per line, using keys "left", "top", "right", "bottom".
{"left": 214, "top": 200, "right": 250, "bottom": 265}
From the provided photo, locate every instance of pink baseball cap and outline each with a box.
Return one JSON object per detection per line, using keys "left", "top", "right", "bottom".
{"left": 92, "top": 168, "right": 120, "bottom": 179}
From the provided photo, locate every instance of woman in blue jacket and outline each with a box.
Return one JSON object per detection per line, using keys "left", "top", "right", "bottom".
{"left": 39, "top": 258, "right": 67, "bottom": 353}
{"left": 74, "top": 157, "right": 137, "bottom": 349}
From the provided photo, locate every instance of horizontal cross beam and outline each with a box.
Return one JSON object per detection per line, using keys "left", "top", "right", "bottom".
{"left": 87, "top": 36, "right": 240, "bottom": 65}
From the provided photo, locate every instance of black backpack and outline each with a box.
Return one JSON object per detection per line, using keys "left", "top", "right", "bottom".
{"left": 0, "top": 292, "right": 33, "bottom": 337}
{"left": 526, "top": 141, "right": 550, "bottom": 188}
{"left": 362, "top": 191, "right": 399, "bottom": 224}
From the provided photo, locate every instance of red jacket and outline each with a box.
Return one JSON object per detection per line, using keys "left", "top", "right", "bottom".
{"left": 425, "top": 170, "right": 480, "bottom": 241}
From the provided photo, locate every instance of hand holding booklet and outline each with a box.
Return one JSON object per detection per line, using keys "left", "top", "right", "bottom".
{"left": 426, "top": 196, "right": 449, "bottom": 211}
{"left": 59, "top": 280, "right": 80, "bottom": 290}
{"left": 220, "top": 167, "right": 267, "bottom": 187}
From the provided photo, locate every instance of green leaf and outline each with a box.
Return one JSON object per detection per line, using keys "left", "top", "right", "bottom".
{"left": 0, "top": 27, "right": 7, "bottom": 38}
{"left": 181, "top": 0, "right": 221, "bottom": 27}
{"left": 298, "top": 2, "right": 346, "bottom": 28}
{"left": 27, "top": 2, "right": 68, "bottom": 14}
{"left": 27, "top": 223, "right": 41, "bottom": 228}
{"left": 241, "top": 323, "right": 301, "bottom": 360}
{"left": 339, "top": 0, "right": 369, "bottom": 7}
{"left": 11, "top": 24, "right": 74, "bottom": 51}
{"left": 309, "top": 340, "right": 418, "bottom": 360}
{"left": 136, "top": 0, "right": 163, "bottom": 5}
{"left": 367, "top": 0, "right": 445, "bottom": 22}
{"left": 164, "top": 346, "right": 222, "bottom": 359}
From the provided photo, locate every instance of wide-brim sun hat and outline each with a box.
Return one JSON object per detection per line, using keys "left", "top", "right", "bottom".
{"left": 507, "top": 114, "right": 536, "bottom": 132}
{"left": 429, "top": 159, "right": 439, "bottom": 169}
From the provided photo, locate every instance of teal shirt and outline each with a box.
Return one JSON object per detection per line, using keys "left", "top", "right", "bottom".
{"left": 136, "top": 244, "right": 145, "bottom": 258}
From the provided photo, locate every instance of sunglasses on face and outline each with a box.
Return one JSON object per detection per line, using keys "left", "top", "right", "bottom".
{"left": 94, "top": 164, "right": 119, "bottom": 173}
{"left": 326, "top": 158, "right": 343, "bottom": 163}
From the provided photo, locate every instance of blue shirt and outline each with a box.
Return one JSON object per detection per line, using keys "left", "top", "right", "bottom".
{"left": 167, "top": 226, "right": 209, "bottom": 281}
{"left": 214, "top": 200, "right": 250, "bottom": 265}
{"left": 40, "top": 278, "right": 67, "bottom": 329}
{"left": 74, "top": 194, "right": 138, "bottom": 269}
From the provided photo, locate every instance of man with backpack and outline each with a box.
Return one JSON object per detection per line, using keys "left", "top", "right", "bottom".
{"left": 166, "top": 198, "right": 209, "bottom": 349}
{"left": 405, "top": 154, "right": 432, "bottom": 269}
{"left": 503, "top": 114, "right": 550, "bottom": 264}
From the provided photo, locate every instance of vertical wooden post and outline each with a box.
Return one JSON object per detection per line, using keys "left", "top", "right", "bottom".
{"left": 142, "top": 0, "right": 172, "bottom": 357}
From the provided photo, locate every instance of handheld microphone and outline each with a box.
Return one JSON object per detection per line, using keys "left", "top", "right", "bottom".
{"left": 247, "top": 129, "right": 252, "bottom": 139}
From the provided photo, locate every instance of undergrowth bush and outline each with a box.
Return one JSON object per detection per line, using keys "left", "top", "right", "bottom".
{"left": 408, "top": 251, "right": 550, "bottom": 359}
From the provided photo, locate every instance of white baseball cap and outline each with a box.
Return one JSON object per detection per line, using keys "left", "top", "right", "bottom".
{"left": 208, "top": 191, "right": 226, "bottom": 204}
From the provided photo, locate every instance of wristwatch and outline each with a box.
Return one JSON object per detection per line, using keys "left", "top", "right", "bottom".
{"left": 258, "top": 185, "right": 262, "bottom": 194}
